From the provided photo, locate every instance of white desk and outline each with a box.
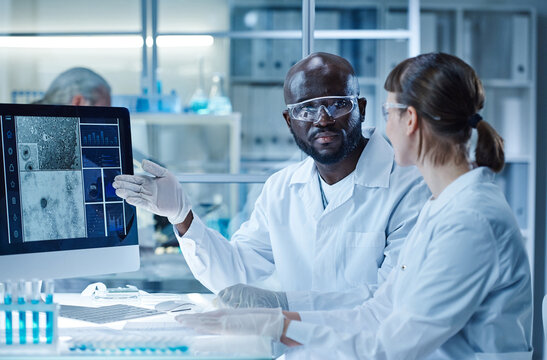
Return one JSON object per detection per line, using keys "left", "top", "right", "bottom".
{"left": 0, "top": 293, "right": 272, "bottom": 359}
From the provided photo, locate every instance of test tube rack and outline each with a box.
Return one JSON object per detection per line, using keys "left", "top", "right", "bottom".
{"left": 0, "top": 302, "right": 59, "bottom": 354}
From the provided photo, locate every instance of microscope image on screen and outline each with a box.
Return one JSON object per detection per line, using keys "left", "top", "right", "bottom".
{"left": 5, "top": 115, "right": 127, "bottom": 244}
{"left": 16, "top": 116, "right": 81, "bottom": 170}
{"left": 16, "top": 116, "right": 86, "bottom": 242}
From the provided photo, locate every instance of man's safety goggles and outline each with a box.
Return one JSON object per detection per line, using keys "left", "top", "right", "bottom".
{"left": 286, "top": 95, "right": 358, "bottom": 122}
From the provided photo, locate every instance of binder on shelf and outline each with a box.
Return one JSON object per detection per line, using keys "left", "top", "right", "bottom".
{"left": 272, "top": 10, "right": 300, "bottom": 79}
{"left": 505, "top": 163, "right": 528, "bottom": 230}
{"left": 420, "top": 13, "right": 437, "bottom": 54}
{"left": 315, "top": 11, "right": 340, "bottom": 60}
{"left": 359, "top": 40, "right": 377, "bottom": 79}
{"left": 511, "top": 15, "right": 530, "bottom": 81}
{"left": 231, "top": 84, "right": 252, "bottom": 151}
{"left": 357, "top": 9, "right": 377, "bottom": 78}
{"left": 383, "top": 11, "right": 408, "bottom": 76}
{"left": 251, "top": 11, "right": 270, "bottom": 79}
{"left": 500, "top": 95, "right": 524, "bottom": 157}
{"left": 462, "top": 16, "right": 474, "bottom": 66}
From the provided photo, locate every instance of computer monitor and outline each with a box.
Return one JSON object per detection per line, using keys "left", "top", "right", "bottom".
{"left": 0, "top": 104, "right": 139, "bottom": 281}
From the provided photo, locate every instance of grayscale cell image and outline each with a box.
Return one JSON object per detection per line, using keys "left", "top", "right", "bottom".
{"left": 15, "top": 116, "right": 81, "bottom": 170}
{"left": 18, "top": 143, "right": 39, "bottom": 171}
{"left": 20, "top": 170, "right": 86, "bottom": 242}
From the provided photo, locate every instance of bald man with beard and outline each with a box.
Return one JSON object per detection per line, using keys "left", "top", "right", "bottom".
{"left": 114, "top": 52, "right": 430, "bottom": 313}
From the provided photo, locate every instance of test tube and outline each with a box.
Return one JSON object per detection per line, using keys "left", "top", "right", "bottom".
{"left": 31, "top": 280, "right": 40, "bottom": 344}
{"left": 17, "top": 280, "right": 26, "bottom": 344}
{"left": 44, "top": 280, "right": 54, "bottom": 344}
{"left": 5, "top": 280, "right": 13, "bottom": 345}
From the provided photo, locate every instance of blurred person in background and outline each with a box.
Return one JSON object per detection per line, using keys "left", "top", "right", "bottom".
{"left": 33, "top": 67, "right": 111, "bottom": 106}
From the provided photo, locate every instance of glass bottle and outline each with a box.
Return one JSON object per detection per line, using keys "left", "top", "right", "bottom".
{"left": 189, "top": 57, "right": 209, "bottom": 114}
{"left": 207, "top": 73, "right": 232, "bottom": 115}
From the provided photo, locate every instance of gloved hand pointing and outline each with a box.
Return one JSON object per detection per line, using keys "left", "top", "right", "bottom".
{"left": 217, "top": 284, "right": 289, "bottom": 310}
{"left": 113, "top": 160, "right": 191, "bottom": 224}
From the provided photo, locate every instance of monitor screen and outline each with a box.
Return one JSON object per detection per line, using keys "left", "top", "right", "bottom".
{"left": 0, "top": 104, "right": 139, "bottom": 281}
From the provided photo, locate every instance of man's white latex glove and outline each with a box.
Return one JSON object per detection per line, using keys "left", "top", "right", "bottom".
{"left": 113, "top": 159, "right": 191, "bottom": 224}
{"left": 175, "top": 308, "right": 284, "bottom": 340}
{"left": 217, "top": 284, "right": 289, "bottom": 310}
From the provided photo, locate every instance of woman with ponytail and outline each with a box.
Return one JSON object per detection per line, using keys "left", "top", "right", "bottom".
{"left": 176, "top": 53, "right": 532, "bottom": 359}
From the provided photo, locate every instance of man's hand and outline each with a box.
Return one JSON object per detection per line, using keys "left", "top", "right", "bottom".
{"left": 217, "top": 284, "right": 289, "bottom": 310}
{"left": 175, "top": 308, "right": 284, "bottom": 340}
{"left": 113, "top": 160, "right": 191, "bottom": 225}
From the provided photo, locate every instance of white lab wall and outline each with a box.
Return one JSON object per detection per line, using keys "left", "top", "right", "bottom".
{"left": 158, "top": 0, "right": 229, "bottom": 33}
{"left": 156, "top": 0, "right": 230, "bottom": 104}
{"left": 0, "top": 0, "right": 230, "bottom": 103}
{"left": 0, "top": 0, "right": 141, "bottom": 100}
{"left": 0, "top": 0, "right": 140, "bottom": 32}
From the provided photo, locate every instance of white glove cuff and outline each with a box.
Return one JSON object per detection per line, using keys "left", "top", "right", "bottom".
{"left": 167, "top": 191, "right": 192, "bottom": 225}
{"left": 272, "top": 309, "right": 286, "bottom": 340}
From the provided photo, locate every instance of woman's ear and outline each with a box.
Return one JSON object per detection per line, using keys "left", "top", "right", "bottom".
{"left": 406, "top": 106, "right": 419, "bottom": 136}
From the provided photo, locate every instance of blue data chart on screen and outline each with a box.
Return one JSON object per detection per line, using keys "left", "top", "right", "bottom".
{"left": 80, "top": 125, "right": 119, "bottom": 147}
{"left": 80, "top": 117, "right": 125, "bottom": 239}
{"left": 0, "top": 115, "right": 127, "bottom": 244}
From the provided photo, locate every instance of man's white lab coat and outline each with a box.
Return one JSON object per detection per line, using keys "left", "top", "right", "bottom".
{"left": 176, "top": 127, "right": 430, "bottom": 311}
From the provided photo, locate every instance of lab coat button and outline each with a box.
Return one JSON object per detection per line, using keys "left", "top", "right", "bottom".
{"left": 401, "top": 265, "right": 407, "bottom": 270}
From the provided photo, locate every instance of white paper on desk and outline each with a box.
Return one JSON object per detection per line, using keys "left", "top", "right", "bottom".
{"left": 140, "top": 292, "right": 215, "bottom": 311}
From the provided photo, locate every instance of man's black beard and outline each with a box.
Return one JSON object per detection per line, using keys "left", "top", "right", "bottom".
{"left": 291, "top": 120, "right": 363, "bottom": 165}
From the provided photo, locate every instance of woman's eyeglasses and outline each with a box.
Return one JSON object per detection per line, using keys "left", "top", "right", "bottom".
{"left": 381, "top": 103, "right": 408, "bottom": 122}
{"left": 382, "top": 102, "right": 441, "bottom": 121}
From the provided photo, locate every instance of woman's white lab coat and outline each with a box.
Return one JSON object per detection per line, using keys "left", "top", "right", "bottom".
{"left": 175, "top": 127, "right": 430, "bottom": 311}
{"left": 285, "top": 167, "right": 532, "bottom": 359}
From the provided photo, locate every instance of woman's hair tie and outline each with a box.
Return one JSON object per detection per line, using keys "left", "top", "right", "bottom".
{"left": 468, "top": 113, "right": 482, "bottom": 128}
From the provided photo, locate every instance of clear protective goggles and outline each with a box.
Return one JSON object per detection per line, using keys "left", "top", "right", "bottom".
{"left": 286, "top": 95, "right": 358, "bottom": 122}
{"left": 381, "top": 102, "right": 408, "bottom": 122}
{"left": 381, "top": 102, "right": 441, "bottom": 121}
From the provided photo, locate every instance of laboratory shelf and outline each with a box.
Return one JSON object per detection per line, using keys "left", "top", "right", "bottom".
{"left": 505, "top": 155, "right": 532, "bottom": 163}
{"left": 482, "top": 79, "right": 534, "bottom": 88}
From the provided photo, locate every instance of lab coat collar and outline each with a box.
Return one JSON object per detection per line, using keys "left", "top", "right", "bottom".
{"left": 289, "top": 156, "right": 317, "bottom": 185}
{"left": 353, "top": 127, "right": 393, "bottom": 188}
{"left": 289, "top": 127, "right": 393, "bottom": 189}
{"left": 428, "top": 167, "right": 495, "bottom": 215}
